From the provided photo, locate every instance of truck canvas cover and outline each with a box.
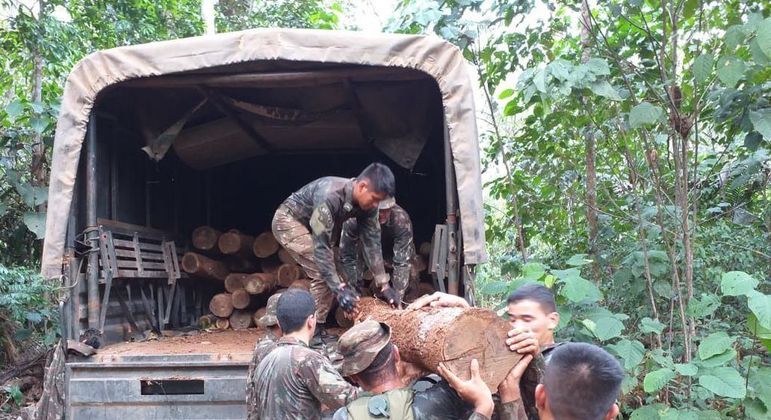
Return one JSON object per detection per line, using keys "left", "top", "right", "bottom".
{"left": 41, "top": 28, "right": 487, "bottom": 278}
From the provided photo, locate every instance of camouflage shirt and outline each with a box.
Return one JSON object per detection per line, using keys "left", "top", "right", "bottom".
{"left": 332, "top": 380, "right": 488, "bottom": 420}
{"left": 246, "top": 334, "right": 279, "bottom": 420}
{"left": 252, "top": 336, "right": 359, "bottom": 420}
{"left": 282, "top": 177, "right": 388, "bottom": 290}
{"left": 340, "top": 204, "right": 414, "bottom": 295}
{"left": 519, "top": 343, "right": 563, "bottom": 420}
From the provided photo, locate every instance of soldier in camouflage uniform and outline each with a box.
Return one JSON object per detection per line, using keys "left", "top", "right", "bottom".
{"left": 272, "top": 163, "right": 400, "bottom": 337}
{"left": 252, "top": 289, "right": 359, "bottom": 419}
{"left": 340, "top": 198, "right": 415, "bottom": 302}
{"left": 246, "top": 293, "right": 282, "bottom": 420}
{"left": 331, "top": 320, "right": 497, "bottom": 420}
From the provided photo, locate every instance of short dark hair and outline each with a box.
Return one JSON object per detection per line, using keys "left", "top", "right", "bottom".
{"left": 354, "top": 342, "right": 398, "bottom": 386}
{"left": 544, "top": 342, "right": 623, "bottom": 420}
{"left": 507, "top": 284, "right": 557, "bottom": 313}
{"left": 357, "top": 163, "right": 395, "bottom": 197}
{"left": 276, "top": 289, "right": 316, "bottom": 334}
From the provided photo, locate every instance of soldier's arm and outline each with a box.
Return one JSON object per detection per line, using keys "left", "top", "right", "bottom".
{"left": 309, "top": 202, "right": 344, "bottom": 291}
{"left": 493, "top": 400, "right": 528, "bottom": 420}
{"left": 389, "top": 217, "right": 414, "bottom": 297}
{"left": 339, "top": 218, "right": 360, "bottom": 287}
{"left": 495, "top": 354, "right": 533, "bottom": 420}
{"left": 358, "top": 211, "right": 388, "bottom": 288}
{"left": 302, "top": 354, "right": 359, "bottom": 410}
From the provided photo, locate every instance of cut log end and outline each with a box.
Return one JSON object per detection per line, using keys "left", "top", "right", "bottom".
{"left": 253, "top": 307, "right": 267, "bottom": 326}
{"left": 230, "top": 309, "right": 254, "bottom": 330}
{"left": 218, "top": 230, "right": 255, "bottom": 256}
{"left": 192, "top": 226, "right": 222, "bottom": 251}
{"left": 224, "top": 273, "right": 249, "bottom": 293}
{"left": 245, "top": 273, "right": 277, "bottom": 295}
{"left": 276, "top": 264, "right": 301, "bottom": 287}
{"left": 215, "top": 318, "right": 230, "bottom": 329}
{"left": 418, "top": 242, "right": 432, "bottom": 257}
{"left": 182, "top": 252, "right": 229, "bottom": 281}
{"left": 288, "top": 278, "right": 311, "bottom": 291}
{"left": 209, "top": 293, "right": 234, "bottom": 318}
{"left": 232, "top": 289, "right": 252, "bottom": 309}
{"left": 253, "top": 231, "right": 280, "bottom": 258}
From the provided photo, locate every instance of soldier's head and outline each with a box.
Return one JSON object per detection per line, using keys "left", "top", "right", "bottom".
{"left": 354, "top": 163, "right": 395, "bottom": 211}
{"left": 535, "top": 342, "right": 623, "bottom": 420}
{"left": 377, "top": 197, "right": 396, "bottom": 224}
{"left": 337, "top": 320, "right": 401, "bottom": 389}
{"left": 276, "top": 289, "right": 316, "bottom": 340}
{"left": 257, "top": 293, "right": 283, "bottom": 338}
{"left": 506, "top": 284, "right": 559, "bottom": 346}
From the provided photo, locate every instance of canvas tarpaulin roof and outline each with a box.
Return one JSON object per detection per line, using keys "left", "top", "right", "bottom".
{"left": 41, "top": 28, "right": 487, "bottom": 278}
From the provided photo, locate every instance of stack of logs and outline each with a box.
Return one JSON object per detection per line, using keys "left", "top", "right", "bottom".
{"left": 183, "top": 226, "right": 311, "bottom": 330}
{"left": 183, "top": 225, "right": 434, "bottom": 331}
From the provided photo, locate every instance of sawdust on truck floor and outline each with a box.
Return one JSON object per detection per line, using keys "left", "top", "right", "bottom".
{"left": 97, "top": 328, "right": 267, "bottom": 357}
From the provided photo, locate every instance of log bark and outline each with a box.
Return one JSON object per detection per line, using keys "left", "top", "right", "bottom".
{"left": 276, "top": 264, "right": 301, "bottom": 287}
{"left": 253, "top": 231, "right": 280, "bottom": 258}
{"left": 244, "top": 273, "right": 277, "bottom": 295}
{"left": 218, "top": 230, "right": 255, "bottom": 257}
{"left": 198, "top": 314, "right": 217, "bottom": 329}
{"left": 289, "top": 278, "right": 311, "bottom": 291}
{"left": 215, "top": 317, "right": 230, "bottom": 329}
{"left": 182, "top": 252, "right": 229, "bottom": 281}
{"left": 230, "top": 309, "right": 254, "bottom": 330}
{"left": 278, "top": 248, "right": 295, "bottom": 265}
{"left": 209, "top": 293, "right": 234, "bottom": 317}
{"left": 356, "top": 298, "right": 521, "bottom": 389}
{"left": 253, "top": 307, "right": 267, "bottom": 326}
{"left": 232, "top": 289, "right": 252, "bottom": 309}
{"left": 192, "top": 226, "right": 222, "bottom": 253}
{"left": 224, "top": 273, "right": 249, "bottom": 293}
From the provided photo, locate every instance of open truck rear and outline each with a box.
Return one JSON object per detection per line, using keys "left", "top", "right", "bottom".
{"left": 41, "top": 28, "right": 487, "bottom": 419}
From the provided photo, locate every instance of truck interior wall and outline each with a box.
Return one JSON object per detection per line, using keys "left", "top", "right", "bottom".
{"left": 70, "top": 72, "right": 449, "bottom": 344}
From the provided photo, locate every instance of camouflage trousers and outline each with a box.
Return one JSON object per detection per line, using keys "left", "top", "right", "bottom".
{"left": 272, "top": 205, "right": 335, "bottom": 323}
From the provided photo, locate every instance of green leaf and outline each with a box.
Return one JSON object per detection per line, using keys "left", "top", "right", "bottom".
{"left": 521, "top": 262, "right": 546, "bottom": 280}
{"left": 565, "top": 254, "right": 592, "bottom": 267}
{"left": 533, "top": 69, "right": 547, "bottom": 93}
{"left": 749, "top": 109, "right": 771, "bottom": 140}
{"left": 559, "top": 274, "right": 603, "bottom": 303}
{"left": 15, "top": 183, "right": 49, "bottom": 208}
{"left": 724, "top": 25, "right": 746, "bottom": 50}
{"left": 698, "top": 367, "right": 746, "bottom": 399}
{"left": 584, "top": 311, "right": 625, "bottom": 341}
{"left": 748, "top": 290, "right": 771, "bottom": 329}
{"left": 698, "top": 332, "right": 735, "bottom": 360}
{"left": 590, "top": 80, "right": 622, "bottom": 101}
{"left": 22, "top": 212, "right": 46, "bottom": 239}
{"left": 748, "top": 366, "right": 771, "bottom": 411}
{"left": 5, "top": 100, "right": 23, "bottom": 120}
{"left": 14, "top": 328, "right": 33, "bottom": 341}
{"left": 643, "top": 368, "right": 675, "bottom": 393}
{"left": 498, "top": 88, "right": 514, "bottom": 99}
{"left": 687, "top": 293, "right": 720, "bottom": 318}
{"left": 629, "top": 102, "right": 663, "bottom": 128}
{"left": 750, "top": 38, "right": 770, "bottom": 66}
{"left": 693, "top": 53, "right": 713, "bottom": 84}
{"left": 480, "top": 280, "right": 508, "bottom": 296}
{"left": 640, "top": 317, "right": 665, "bottom": 334}
{"left": 747, "top": 313, "right": 771, "bottom": 340}
{"left": 720, "top": 271, "right": 759, "bottom": 296}
{"left": 631, "top": 404, "right": 667, "bottom": 420}
{"left": 0, "top": 202, "right": 7, "bottom": 218}
{"left": 698, "top": 348, "right": 737, "bottom": 368}
{"left": 716, "top": 56, "right": 747, "bottom": 87}
{"left": 755, "top": 18, "right": 771, "bottom": 59}
{"left": 29, "top": 117, "right": 49, "bottom": 134}
{"left": 608, "top": 339, "right": 645, "bottom": 370}
{"left": 586, "top": 58, "right": 610, "bottom": 76}
{"left": 674, "top": 363, "right": 697, "bottom": 376}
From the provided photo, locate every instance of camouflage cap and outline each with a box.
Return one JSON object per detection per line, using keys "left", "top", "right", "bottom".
{"left": 337, "top": 320, "right": 391, "bottom": 377}
{"left": 378, "top": 196, "right": 396, "bottom": 210}
{"left": 257, "top": 293, "right": 282, "bottom": 328}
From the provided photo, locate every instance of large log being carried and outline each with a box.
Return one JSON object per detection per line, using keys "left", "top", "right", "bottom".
{"left": 355, "top": 298, "right": 521, "bottom": 389}
{"left": 182, "top": 252, "right": 229, "bottom": 281}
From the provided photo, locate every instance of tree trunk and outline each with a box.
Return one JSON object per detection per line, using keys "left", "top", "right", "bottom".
{"left": 230, "top": 309, "right": 254, "bottom": 330}
{"left": 209, "top": 293, "right": 234, "bottom": 318}
{"left": 355, "top": 298, "right": 522, "bottom": 389}
{"left": 253, "top": 231, "right": 280, "bottom": 258}
{"left": 192, "top": 226, "right": 222, "bottom": 254}
{"left": 182, "top": 252, "right": 229, "bottom": 281}
{"left": 232, "top": 288, "right": 251, "bottom": 309}
{"left": 224, "top": 273, "right": 248, "bottom": 293}
{"left": 30, "top": 1, "right": 47, "bottom": 213}
{"left": 276, "top": 264, "right": 301, "bottom": 287}
{"left": 218, "top": 230, "right": 255, "bottom": 258}
{"left": 244, "top": 273, "right": 277, "bottom": 295}
{"left": 581, "top": 0, "right": 599, "bottom": 281}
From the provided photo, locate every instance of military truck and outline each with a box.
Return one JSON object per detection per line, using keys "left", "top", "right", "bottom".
{"left": 41, "top": 28, "right": 487, "bottom": 419}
